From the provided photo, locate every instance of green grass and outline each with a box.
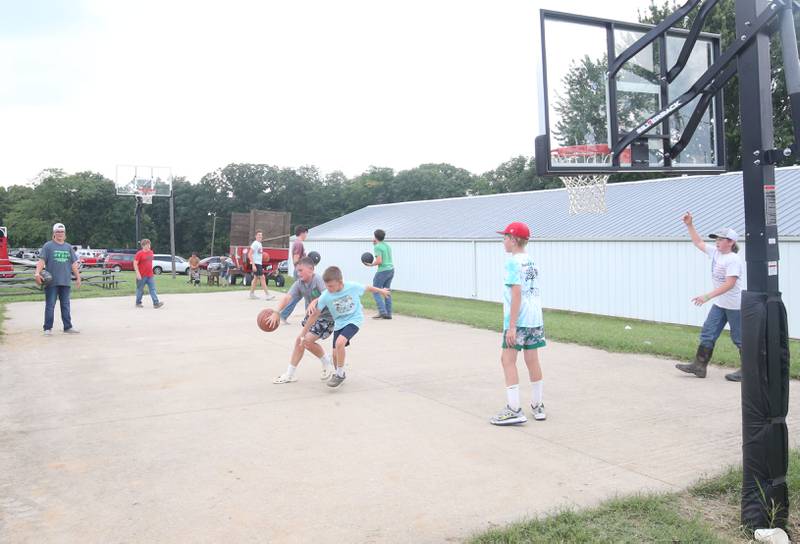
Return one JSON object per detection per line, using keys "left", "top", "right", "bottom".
{"left": 6, "top": 275, "right": 797, "bottom": 377}
{"left": 686, "top": 449, "right": 800, "bottom": 537}
{"left": 359, "top": 289, "right": 800, "bottom": 378}
{"left": 470, "top": 494, "right": 729, "bottom": 544}
{"left": 469, "top": 449, "right": 800, "bottom": 544}
{"left": 0, "top": 270, "right": 291, "bottom": 304}
{"left": 0, "top": 271, "right": 292, "bottom": 336}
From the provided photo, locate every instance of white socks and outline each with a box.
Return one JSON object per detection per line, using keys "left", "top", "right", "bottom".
{"left": 335, "top": 366, "right": 345, "bottom": 378}
{"left": 506, "top": 384, "right": 520, "bottom": 411}
{"left": 286, "top": 365, "right": 297, "bottom": 378}
{"left": 506, "top": 382, "right": 543, "bottom": 410}
{"left": 320, "top": 354, "right": 333, "bottom": 368}
{"left": 531, "top": 380, "right": 543, "bottom": 407}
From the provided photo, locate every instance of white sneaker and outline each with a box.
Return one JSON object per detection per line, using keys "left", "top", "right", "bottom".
{"left": 490, "top": 405, "right": 527, "bottom": 426}
{"left": 531, "top": 403, "right": 547, "bottom": 421}
{"left": 43, "top": 329, "right": 52, "bottom": 337}
{"left": 272, "top": 372, "right": 298, "bottom": 384}
{"left": 249, "top": 293, "right": 258, "bottom": 300}
{"left": 264, "top": 294, "right": 276, "bottom": 301}
{"left": 320, "top": 366, "right": 334, "bottom": 381}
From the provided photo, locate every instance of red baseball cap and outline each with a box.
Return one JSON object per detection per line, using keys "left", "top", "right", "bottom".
{"left": 497, "top": 222, "right": 530, "bottom": 240}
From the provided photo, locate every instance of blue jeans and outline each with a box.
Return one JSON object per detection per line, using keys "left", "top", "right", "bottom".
{"left": 44, "top": 285, "right": 72, "bottom": 331}
{"left": 280, "top": 268, "right": 303, "bottom": 320}
{"left": 372, "top": 268, "right": 394, "bottom": 316}
{"left": 699, "top": 304, "right": 742, "bottom": 349}
{"left": 136, "top": 276, "right": 160, "bottom": 305}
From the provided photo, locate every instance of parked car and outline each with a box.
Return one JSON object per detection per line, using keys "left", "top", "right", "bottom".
{"left": 278, "top": 260, "right": 288, "bottom": 273}
{"left": 152, "top": 254, "right": 190, "bottom": 275}
{"left": 198, "top": 256, "right": 221, "bottom": 270}
{"left": 104, "top": 253, "right": 135, "bottom": 272}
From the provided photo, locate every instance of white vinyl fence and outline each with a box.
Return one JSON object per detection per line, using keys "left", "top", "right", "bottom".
{"left": 304, "top": 238, "right": 800, "bottom": 338}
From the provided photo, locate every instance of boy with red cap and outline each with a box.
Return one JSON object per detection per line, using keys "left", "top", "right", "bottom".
{"left": 490, "top": 221, "right": 547, "bottom": 426}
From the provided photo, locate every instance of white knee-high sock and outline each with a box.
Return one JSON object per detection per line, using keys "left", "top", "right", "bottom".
{"left": 506, "top": 384, "right": 520, "bottom": 411}
{"left": 531, "top": 380, "right": 543, "bottom": 406}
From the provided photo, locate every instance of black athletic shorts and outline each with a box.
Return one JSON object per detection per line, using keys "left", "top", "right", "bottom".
{"left": 253, "top": 264, "right": 264, "bottom": 277}
{"left": 332, "top": 324, "right": 359, "bottom": 347}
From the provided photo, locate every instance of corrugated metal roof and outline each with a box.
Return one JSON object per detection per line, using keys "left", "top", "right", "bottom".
{"left": 309, "top": 166, "right": 800, "bottom": 240}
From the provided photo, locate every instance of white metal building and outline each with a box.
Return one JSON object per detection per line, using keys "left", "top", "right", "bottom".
{"left": 304, "top": 166, "right": 800, "bottom": 337}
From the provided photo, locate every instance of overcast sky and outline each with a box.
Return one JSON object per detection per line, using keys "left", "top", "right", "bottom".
{"left": 0, "top": 0, "right": 661, "bottom": 187}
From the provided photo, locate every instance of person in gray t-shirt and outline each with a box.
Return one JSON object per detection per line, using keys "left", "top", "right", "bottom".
{"left": 35, "top": 222, "right": 82, "bottom": 335}
{"left": 279, "top": 225, "right": 309, "bottom": 323}
{"left": 268, "top": 257, "right": 336, "bottom": 384}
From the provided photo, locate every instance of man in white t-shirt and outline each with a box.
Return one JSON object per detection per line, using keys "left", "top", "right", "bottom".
{"left": 248, "top": 230, "right": 276, "bottom": 300}
{"left": 676, "top": 212, "right": 743, "bottom": 382}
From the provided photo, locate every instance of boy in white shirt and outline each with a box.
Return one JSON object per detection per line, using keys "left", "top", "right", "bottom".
{"left": 490, "top": 222, "right": 547, "bottom": 426}
{"left": 676, "top": 212, "right": 743, "bottom": 381}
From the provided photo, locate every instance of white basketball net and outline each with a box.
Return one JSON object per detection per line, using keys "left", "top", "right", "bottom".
{"left": 555, "top": 153, "right": 609, "bottom": 214}
{"left": 138, "top": 190, "right": 154, "bottom": 205}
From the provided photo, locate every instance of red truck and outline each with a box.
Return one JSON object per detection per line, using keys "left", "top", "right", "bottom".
{"left": 229, "top": 245, "right": 289, "bottom": 287}
{"left": 0, "top": 226, "right": 13, "bottom": 278}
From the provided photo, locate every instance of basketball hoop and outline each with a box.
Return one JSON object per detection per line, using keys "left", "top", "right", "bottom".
{"left": 551, "top": 145, "right": 620, "bottom": 214}
{"left": 137, "top": 188, "right": 155, "bottom": 205}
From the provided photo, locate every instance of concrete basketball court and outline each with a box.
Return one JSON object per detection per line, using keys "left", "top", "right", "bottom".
{"left": 2, "top": 290, "right": 799, "bottom": 543}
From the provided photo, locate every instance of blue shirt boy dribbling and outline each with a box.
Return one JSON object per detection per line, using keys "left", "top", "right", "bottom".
{"left": 490, "top": 222, "right": 547, "bottom": 426}
{"left": 300, "top": 266, "right": 390, "bottom": 388}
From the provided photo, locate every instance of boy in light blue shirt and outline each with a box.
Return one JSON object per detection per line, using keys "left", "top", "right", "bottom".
{"left": 490, "top": 222, "right": 547, "bottom": 426}
{"left": 300, "top": 266, "right": 390, "bottom": 388}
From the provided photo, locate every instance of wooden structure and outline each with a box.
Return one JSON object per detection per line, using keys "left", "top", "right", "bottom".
{"left": 229, "top": 210, "right": 291, "bottom": 248}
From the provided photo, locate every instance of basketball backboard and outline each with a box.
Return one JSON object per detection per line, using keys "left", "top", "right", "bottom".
{"left": 535, "top": 10, "right": 726, "bottom": 175}
{"left": 115, "top": 165, "right": 173, "bottom": 199}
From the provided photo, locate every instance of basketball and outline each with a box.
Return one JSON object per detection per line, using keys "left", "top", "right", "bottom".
{"left": 361, "top": 252, "right": 374, "bottom": 264}
{"left": 39, "top": 269, "right": 53, "bottom": 288}
{"left": 257, "top": 308, "right": 279, "bottom": 332}
{"left": 308, "top": 251, "right": 321, "bottom": 265}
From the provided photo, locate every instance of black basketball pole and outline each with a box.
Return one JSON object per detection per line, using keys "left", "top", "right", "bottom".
{"left": 134, "top": 197, "right": 143, "bottom": 247}
{"left": 737, "top": 0, "right": 790, "bottom": 530}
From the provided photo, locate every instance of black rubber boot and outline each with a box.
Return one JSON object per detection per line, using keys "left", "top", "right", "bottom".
{"left": 676, "top": 345, "right": 713, "bottom": 378}
{"left": 725, "top": 348, "right": 742, "bottom": 382}
{"left": 725, "top": 369, "right": 742, "bottom": 382}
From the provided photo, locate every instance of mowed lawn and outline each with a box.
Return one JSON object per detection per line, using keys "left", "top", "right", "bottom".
{"left": 3, "top": 272, "right": 799, "bottom": 376}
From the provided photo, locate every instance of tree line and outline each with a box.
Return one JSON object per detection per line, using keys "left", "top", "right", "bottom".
{"left": 0, "top": 158, "right": 562, "bottom": 256}
{"left": 2, "top": 1, "right": 794, "bottom": 255}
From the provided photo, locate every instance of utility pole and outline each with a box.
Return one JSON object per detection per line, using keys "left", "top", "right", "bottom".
{"left": 208, "top": 211, "right": 217, "bottom": 257}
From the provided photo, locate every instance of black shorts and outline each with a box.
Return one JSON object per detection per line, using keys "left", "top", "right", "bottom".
{"left": 253, "top": 264, "right": 263, "bottom": 277}
{"left": 332, "top": 324, "right": 359, "bottom": 347}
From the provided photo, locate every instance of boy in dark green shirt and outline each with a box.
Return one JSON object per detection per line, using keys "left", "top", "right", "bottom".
{"left": 363, "top": 229, "right": 394, "bottom": 319}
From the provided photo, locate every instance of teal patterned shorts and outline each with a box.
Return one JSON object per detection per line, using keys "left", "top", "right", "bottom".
{"left": 502, "top": 326, "right": 546, "bottom": 351}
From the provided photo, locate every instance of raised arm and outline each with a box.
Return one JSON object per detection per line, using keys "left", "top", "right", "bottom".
{"left": 683, "top": 212, "right": 706, "bottom": 253}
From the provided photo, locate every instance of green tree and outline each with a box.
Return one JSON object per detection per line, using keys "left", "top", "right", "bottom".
{"left": 390, "top": 163, "right": 475, "bottom": 202}
{"left": 553, "top": 56, "right": 610, "bottom": 147}
{"left": 639, "top": 0, "right": 800, "bottom": 171}
{"left": 474, "top": 157, "right": 561, "bottom": 195}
